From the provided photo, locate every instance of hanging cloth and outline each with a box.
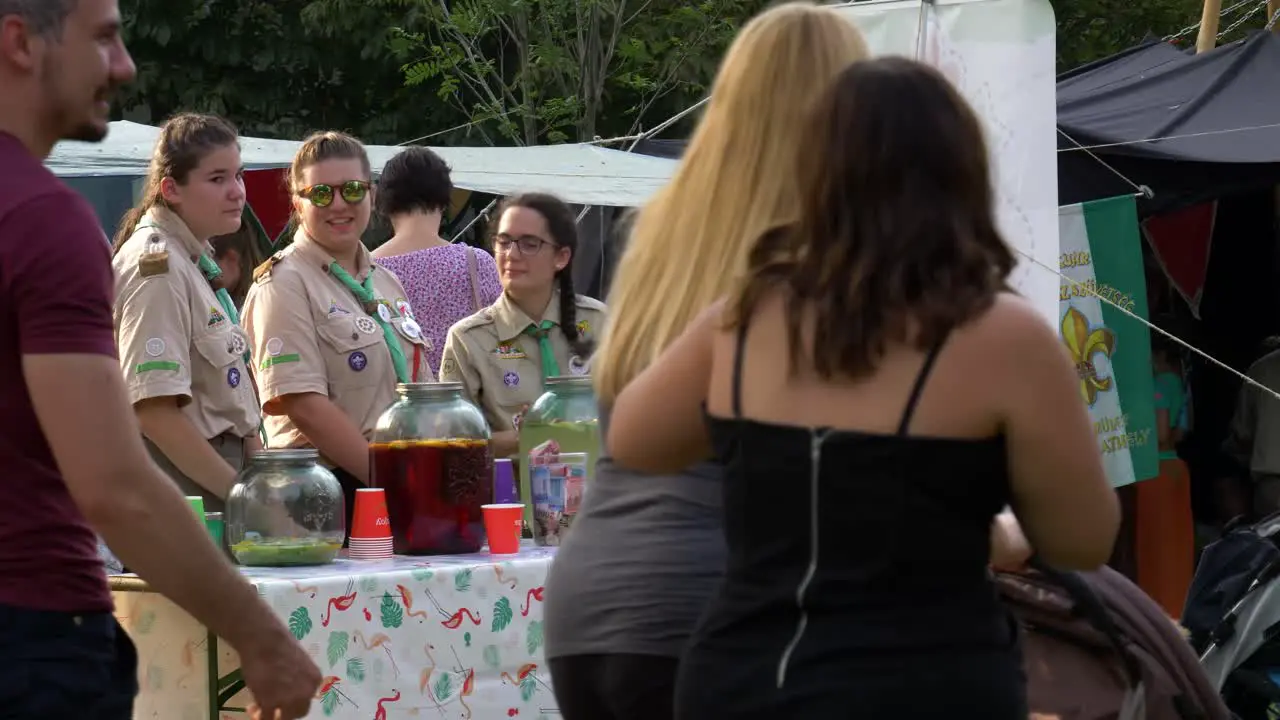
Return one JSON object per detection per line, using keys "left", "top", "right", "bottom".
{"left": 327, "top": 263, "right": 411, "bottom": 384}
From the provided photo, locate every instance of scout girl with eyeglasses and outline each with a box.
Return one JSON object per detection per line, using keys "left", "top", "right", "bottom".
{"left": 439, "top": 193, "right": 607, "bottom": 458}
{"left": 242, "top": 131, "right": 432, "bottom": 528}
{"left": 110, "top": 113, "right": 262, "bottom": 513}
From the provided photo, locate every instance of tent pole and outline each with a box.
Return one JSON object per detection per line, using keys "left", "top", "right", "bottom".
{"left": 1270, "top": 0, "right": 1280, "bottom": 32}
{"left": 1196, "top": 0, "right": 1222, "bottom": 53}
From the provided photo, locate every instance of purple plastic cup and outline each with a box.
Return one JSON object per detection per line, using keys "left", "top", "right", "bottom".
{"left": 493, "top": 458, "right": 518, "bottom": 504}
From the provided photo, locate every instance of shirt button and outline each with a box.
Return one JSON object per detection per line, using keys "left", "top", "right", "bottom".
{"left": 351, "top": 333, "right": 359, "bottom": 340}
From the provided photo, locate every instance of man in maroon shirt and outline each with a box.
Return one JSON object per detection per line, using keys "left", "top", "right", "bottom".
{"left": 0, "top": 2, "right": 320, "bottom": 718}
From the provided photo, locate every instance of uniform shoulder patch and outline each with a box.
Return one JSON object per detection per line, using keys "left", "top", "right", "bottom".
{"left": 137, "top": 233, "right": 169, "bottom": 277}
{"left": 253, "top": 250, "right": 288, "bottom": 284}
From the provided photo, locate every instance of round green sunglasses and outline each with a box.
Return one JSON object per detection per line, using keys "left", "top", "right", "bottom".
{"left": 298, "top": 180, "right": 370, "bottom": 208}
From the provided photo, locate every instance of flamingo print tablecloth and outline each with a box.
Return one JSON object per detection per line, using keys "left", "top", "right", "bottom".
{"left": 113, "top": 543, "right": 559, "bottom": 719}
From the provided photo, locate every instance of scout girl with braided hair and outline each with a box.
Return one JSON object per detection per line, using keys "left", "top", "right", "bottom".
{"left": 242, "top": 131, "right": 432, "bottom": 529}
{"left": 111, "top": 112, "right": 261, "bottom": 513}
{"left": 439, "top": 192, "right": 607, "bottom": 458}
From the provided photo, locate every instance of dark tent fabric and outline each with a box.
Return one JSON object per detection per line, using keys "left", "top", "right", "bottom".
{"left": 632, "top": 138, "right": 686, "bottom": 160}
{"left": 1058, "top": 31, "right": 1280, "bottom": 212}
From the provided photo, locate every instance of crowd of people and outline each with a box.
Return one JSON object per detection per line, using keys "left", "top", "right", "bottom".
{"left": 0, "top": 0, "right": 1120, "bottom": 719}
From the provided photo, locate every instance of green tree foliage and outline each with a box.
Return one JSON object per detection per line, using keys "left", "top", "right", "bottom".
{"left": 1055, "top": 0, "right": 1270, "bottom": 72}
{"left": 378, "top": 0, "right": 769, "bottom": 144}
{"left": 118, "top": 0, "right": 458, "bottom": 143}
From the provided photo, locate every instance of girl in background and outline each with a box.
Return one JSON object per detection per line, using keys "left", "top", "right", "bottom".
{"left": 542, "top": 4, "right": 870, "bottom": 718}
{"left": 111, "top": 113, "right": 261, "bottom": 513}
{"left": 439, "top": 193, "right": 606, "bottom": 459}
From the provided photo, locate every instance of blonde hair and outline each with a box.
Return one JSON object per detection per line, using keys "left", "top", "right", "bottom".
{"left": 593, "top": 1, "right": 869, "bottom": 403}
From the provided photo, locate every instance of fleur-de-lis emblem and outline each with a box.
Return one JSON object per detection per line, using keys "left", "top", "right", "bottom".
{"left": 576, "top": 320, "right": 590, "bottom": 334}
{"left": 1061, "top": 306, "right": 1116, "bottom": 407}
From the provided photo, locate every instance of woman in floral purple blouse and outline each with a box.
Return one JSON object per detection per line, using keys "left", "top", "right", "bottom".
{"left": 373, "top": 147, "right": 502, "bottom": 376}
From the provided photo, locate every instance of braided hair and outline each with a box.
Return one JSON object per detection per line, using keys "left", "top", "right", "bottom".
{"left": 497, "top": 193, "right": 593, "bottom": 357}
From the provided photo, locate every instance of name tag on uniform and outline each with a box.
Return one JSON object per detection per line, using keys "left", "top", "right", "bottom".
{"left": 493, "top": 342, "right": 526, "bottom": 360}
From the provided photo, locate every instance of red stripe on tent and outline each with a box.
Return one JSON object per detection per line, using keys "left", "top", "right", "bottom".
{"left": 1141, "top": 201, "right": 1215, "bottom": 318}
{"left": 244, "top": 169, "right": 291, "bottom": 242}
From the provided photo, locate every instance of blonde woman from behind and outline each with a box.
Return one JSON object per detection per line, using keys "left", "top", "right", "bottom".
{"left": 541, "top": 4, "right": 869, "bottom": 719}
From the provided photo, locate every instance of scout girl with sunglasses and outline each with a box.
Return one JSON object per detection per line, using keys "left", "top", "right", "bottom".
{"left": 242, "top": 131, "right": 432, "bottom": 529}
{"left": 110, "top": 113, "right": 262, "bottom": 513}
{"left": 439, "top": 193, "right": 607, "bottom": 458}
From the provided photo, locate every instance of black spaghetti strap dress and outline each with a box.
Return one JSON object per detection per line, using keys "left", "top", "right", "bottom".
{"left": 673, "top": 320, "right": 1027, "bottom": 719}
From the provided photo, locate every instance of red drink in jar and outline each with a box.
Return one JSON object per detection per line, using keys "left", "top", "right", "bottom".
{"left": 370, "top": 439, "right": 492, "bottom": 555}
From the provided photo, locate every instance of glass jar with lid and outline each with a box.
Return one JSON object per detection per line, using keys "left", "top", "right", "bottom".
{"left": 371, "top": 382, "right": 492, "bottom": 555}
{"left": 225, "top": 449, "right": 345, "bottom": 566}
{"left": 518, "top": 376, "right": 600, "bottom": 545}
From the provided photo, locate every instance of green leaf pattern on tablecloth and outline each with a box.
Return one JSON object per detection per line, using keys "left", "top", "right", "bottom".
{"left": 491, "top": 596, "right": 513, "bottom": 632}
{"left": 346, "top": 656, "right": 365, "bottom": 683}
{"left": 288, "top": 607, "right": 312, "bottom": 640}
{"left": 327, "top": 631, "right": 348, "bottom": 667}
{"left": 322, "top": 687, "right": 339, "bottom": 716}
{"left": 150, "top": 546, "right": 562, "bottom": 719}
{"left": 527, "top": 620, "right": 543, "bottom": 655}
{"left": 433, "top": 670, "right": 453, "bottom": 701}
{"left": 379, "top": 591, "right": 403, "bottom": 629}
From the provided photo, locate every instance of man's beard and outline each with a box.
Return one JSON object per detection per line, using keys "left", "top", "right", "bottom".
{"left": 41, "top": 57, "right": 113, "bottom": 144}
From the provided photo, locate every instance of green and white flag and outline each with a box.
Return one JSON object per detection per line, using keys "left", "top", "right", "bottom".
{"left": 1058, "top": 195, "right": 1159, "bottom": 488}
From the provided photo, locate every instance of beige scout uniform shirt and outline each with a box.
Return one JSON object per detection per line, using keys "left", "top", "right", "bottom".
{"left": 242, "top": 230, "right": 434, "bottom": 449}
{"left": 439, "top": 290, "right": 607, "bottom": 433}
{"left": 112, "top": 207, "right": 260, "bottom": 440}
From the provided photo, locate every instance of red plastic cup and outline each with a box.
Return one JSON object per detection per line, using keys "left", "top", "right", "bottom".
{"left": 351, "top": 488, "right": 392, "bottom": 541}
{"left": 482, "top": 503, "right": 524, "bottom": 554}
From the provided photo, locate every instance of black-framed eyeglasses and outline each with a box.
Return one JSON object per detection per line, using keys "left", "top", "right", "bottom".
{"left": 494, "top": 233, "right": 551, "bottom": 256}
{"left": 298, "top": 180, "right": 370, "bottom": 208}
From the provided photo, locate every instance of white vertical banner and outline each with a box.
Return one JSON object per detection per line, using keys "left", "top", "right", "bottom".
{"left": 834, "top": 0, "right": 1061, "bottom": 324}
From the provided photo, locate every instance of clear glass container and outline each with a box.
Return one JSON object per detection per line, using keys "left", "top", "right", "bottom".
{"left": 518, "top": 376, "right": 600, "bottom": 545}
{"left": 371, "top": 382, "right": 493, "bottom": 555}
{"left": 225, "top": 449, "right": 345, "bottom": 566}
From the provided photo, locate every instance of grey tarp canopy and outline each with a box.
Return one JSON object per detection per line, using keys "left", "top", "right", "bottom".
{"left": 47, "top": 120, "right": 677, "bottom": 208}
{"left": 1057, "top": 31, "right": 1280, "bottom": 212}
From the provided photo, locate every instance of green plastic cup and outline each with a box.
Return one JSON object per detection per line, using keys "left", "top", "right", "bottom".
{"left": 205, "top": 512, "right": 224, "bottom": 548}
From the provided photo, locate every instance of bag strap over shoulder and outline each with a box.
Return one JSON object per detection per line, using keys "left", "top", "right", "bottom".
{"left": 465, "top": 244, "right": 482, "bottom": 313}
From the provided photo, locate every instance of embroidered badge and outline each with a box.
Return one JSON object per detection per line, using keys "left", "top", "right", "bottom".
{"left": 265, "top": 337, "right": 284, "bottom": 357}
{"left": 207, "top": 306, "right": 227, "bottom": 327}
{"left": 395, "top": 298, "right": 413, "bottom": 319}
{"left": 227, "top": 367, "right": 241, "bottom": 388}
{"left": 144, "top": 338, "right": 165, "bottom": 357}
{"left": 493, "top": 342, "right": 526, "bottom": 360}
{"left": 441, "top": 356, "right": 458, "bottom": 379}
{"left": 568, "top": 355, "right": 588, "bottom": 375}
{"left": 377, "top": 303, "right": 392, "bottom": 322}
{"left": 327, "top": 300, "right": 351, "bottom": 317}
{"left": 503, "top": 371, "right": 519, "bottom": 387}
{"left": 355, "top": 317, "right": 378, "bottom": 335}
{"left": 577, "top": 320, "right": 590, "bottom": 334}
{"left": 229, "top": 334, "right": 247, "bottom": 356}
{"left": 348, "top": 351, "right": 368, "bottom": 372}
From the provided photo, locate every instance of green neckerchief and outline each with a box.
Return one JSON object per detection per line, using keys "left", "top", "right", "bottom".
{"left": 327, "top": 262, "right": 410, "bottom": 383}
{"left": 523, "top": 320, "right": 561, "bottom": 379}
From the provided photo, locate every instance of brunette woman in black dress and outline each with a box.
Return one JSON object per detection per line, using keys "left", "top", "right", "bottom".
{"left": 607, "top": 57, "right": 1120, "bottom": 718}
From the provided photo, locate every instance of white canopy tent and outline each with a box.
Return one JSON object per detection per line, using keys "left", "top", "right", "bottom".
{"left": 46, "top": 120, "right": 678, "bottom": 208}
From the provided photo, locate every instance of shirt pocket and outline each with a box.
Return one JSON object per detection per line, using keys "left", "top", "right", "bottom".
{"left": 316, "top": 315, "right": 387, "bottom": 389}
{"left": 192, "top": 327, "right": 242, "bottom": 372}
{"left": 484, "top": 353, "right": 540, "bottom": 422}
